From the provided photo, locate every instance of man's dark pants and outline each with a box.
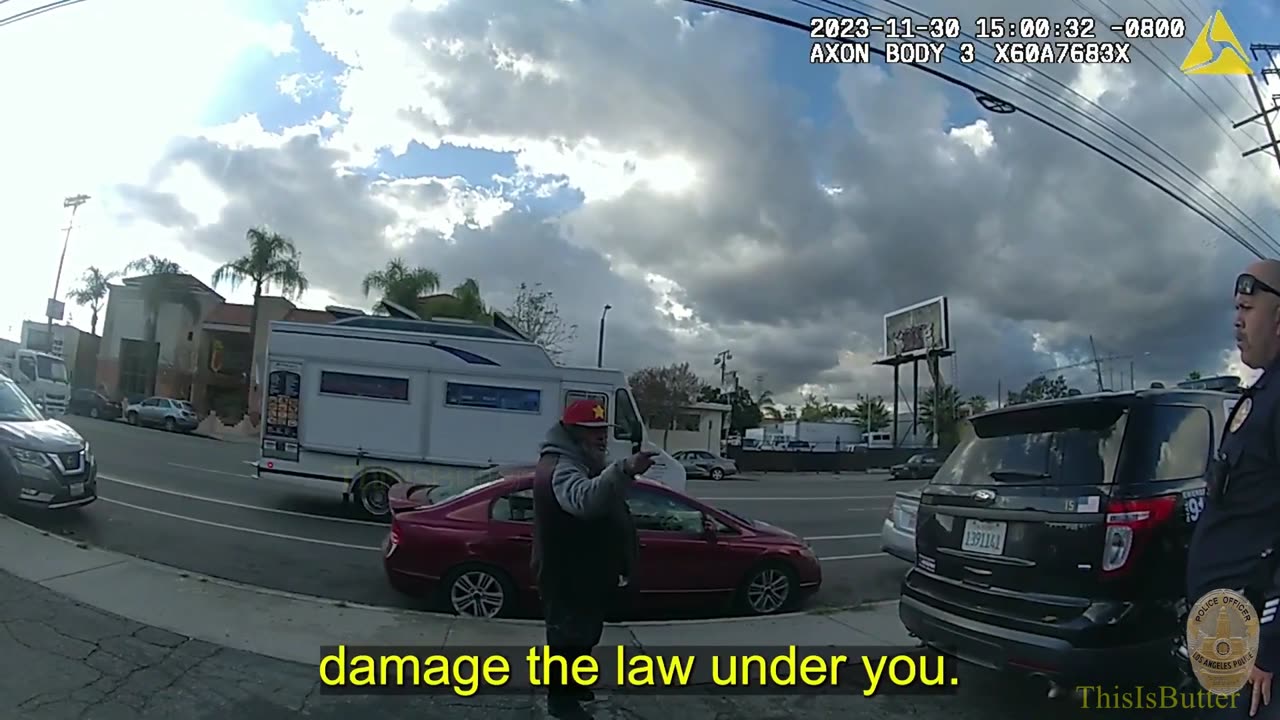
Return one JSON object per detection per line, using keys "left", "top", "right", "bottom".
{"left": 541, "top": 577, "right": 611, "bottom": 704}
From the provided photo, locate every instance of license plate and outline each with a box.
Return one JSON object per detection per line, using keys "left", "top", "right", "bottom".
{"left": 960, "top": 519, "right": 1007, "bottom": 556}
{"left": 69, "top": 482, "right": 85, "bottom": 497}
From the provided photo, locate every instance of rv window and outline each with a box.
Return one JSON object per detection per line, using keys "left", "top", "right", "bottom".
{"left": 614, "top": 388, "right": 643, "bottom": 441}
{"left": 319, "top": 371, "right": 409, "bottom": 401}
{"left": 565, "top": 390, "right": 608, "bottom": 414}
{"left": 445, "top": 383, "right": 540, "bottom": 413}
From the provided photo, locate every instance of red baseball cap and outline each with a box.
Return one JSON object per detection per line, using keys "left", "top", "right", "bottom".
{"left": 562, "top": 398, "right": 610, "bottom": 428}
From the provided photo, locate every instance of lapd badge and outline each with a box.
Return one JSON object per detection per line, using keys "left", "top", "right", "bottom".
{"left": 1186, "top": 588, "right": 1260, "bottom": 695}
{"left": 1229, "top": 397, "right": 1252, "bottom": 433}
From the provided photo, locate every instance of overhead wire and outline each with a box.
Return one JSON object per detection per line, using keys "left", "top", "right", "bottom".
{"left": 802, "top": 0, "right": 1280, "bottom": 255}
{"left": 0, "top": 0, "right": 90, "bottom": 28}
{"left": 681, "top": 0, "right": 1268, "bottom": 258}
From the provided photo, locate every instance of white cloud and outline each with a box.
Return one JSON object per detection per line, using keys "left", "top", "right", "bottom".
{"left": 277, "top": 72, "right": 326, "bottom": 102}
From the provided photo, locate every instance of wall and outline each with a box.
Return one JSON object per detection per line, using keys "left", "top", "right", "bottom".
{"left": 649, "top": 409, "right": 723, "bottom": 452}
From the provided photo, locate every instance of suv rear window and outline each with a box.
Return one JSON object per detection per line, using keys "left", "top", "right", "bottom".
{"left": 933, "top": 402, "right": 1128, "bottom": 486}
{"left": 1127, "top": 404, "right": 1212, "bottom": 481}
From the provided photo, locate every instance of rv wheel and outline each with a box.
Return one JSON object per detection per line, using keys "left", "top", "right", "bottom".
{"left": 355, "top": 475, "right": 394, "bottom": 518}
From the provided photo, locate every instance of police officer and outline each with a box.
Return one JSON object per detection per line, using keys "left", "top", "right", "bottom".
{"left": 532, "top": 398, "right": 657, "bottom": 719}
{"left": 1187, "top": 260, "right": 1280, "bottom": 718}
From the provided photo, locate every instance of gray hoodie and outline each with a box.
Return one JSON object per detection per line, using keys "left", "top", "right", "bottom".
{"left": 538, "top": 423, "right": 639, "bottom": 574}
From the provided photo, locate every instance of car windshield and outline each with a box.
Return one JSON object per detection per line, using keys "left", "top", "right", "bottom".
{"left": 179, "top": 401, "right": 194, "bottom": 411}
{"left": 36, "top": 356, "right": 68, "bottom": 383}
{"left": 0, "top": 379, "right": 43, "bottom": 422}
{"left": 933, "top": 402, "right": 1128, "bottom": 487}
{"left": 428, "top": 468, "right": 506, "bottom": 504}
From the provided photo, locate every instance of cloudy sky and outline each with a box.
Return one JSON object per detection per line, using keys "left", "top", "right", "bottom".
{"left": 3, "top": 0, "right": 1279, "bottom": 407}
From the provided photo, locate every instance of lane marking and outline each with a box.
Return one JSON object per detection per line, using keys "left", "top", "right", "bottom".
{"left": 847, "top": 507, "right": 886, "bottom": 513}
{"left": 805, "top": 533, "right": 878, "bottom": 541}
{"left": 168, "top": 462, "right": 255, "bottom": 479}
{"left": 819, "top": 552, "right": 889, "bottom": 561}
{"left": 698, "top": 495, "right": 894, "bottom": 502}
{"left": 98, "top": 497, "right": 382, "bottom": 551}
{"left": 99, "top": 473, "right": 386, "bottom": 528}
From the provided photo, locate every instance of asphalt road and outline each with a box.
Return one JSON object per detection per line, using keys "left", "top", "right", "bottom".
{"left": 19, "top": 417, "right": 918, "bottom": 616}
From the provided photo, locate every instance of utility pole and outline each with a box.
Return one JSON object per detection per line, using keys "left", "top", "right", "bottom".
{"left": 1233, "top": 45, "right": 1280, "bottom": 174}
{"left": 47, "top": 194, "right": 90, "bottom": 353}
{"left": 595, "top": 304, "right": 611, "bottom": 368}
{"left": 713, "top": 349, "right": 732, "bottom": 389}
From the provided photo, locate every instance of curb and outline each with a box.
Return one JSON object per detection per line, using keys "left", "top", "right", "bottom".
{"left": 5, "top": 514, "right": 898, "bottom": 629}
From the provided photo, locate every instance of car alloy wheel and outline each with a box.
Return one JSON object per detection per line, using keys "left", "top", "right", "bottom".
{"left": 743, "top": 564, "right": 794, "bottom": 615}
{"left": 89, "top": 407, "right": 100, "bottom": 419}
{"left": 164, "top": 417, "right": 176, "bottom": 432}
{"left": 127, "top": 412, "right": 138, "bottom": 425}
{"left": 357, "top": 476, "right": 393, "bottom": 518}
{"left": 710, "top": 467, "right": 725, "bottom": 481}
{"left": 449, "top": 568, "right": 508, "bottom": 618}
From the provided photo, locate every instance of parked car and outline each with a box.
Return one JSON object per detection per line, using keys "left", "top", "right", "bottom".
{"left": 124, "top": 396, "right": 198, "bottom": 432}
{"left": 384, "top": 465, "right": 821, "bottom": 618}
{"left": 899, "top": 389, "right": 1234, "bottom": 693}
{"left": 68, "top": 388, "right": 122, "bottom": 420}
{"left": 0, "top": 374, "right": 97, "bottom": 510}
{"left": 671, "top": 449, "right": 738, "bottom": 481}
{"left": 880, "top": 489, "right": 920, "bottom": 562}
{"left": 889, "top": 453, "right": 941, "bottom": 480}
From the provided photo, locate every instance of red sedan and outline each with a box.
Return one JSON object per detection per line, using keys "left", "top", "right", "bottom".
{"left": 383, "top": 464, "right": 822, "bottom": 619}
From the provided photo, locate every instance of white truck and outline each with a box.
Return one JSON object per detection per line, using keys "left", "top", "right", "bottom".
{"left": 255, "top": 311, "right": 651, "bottom": 518}
{"left": 0, "top": 342, "right": 70, "bottom": 416}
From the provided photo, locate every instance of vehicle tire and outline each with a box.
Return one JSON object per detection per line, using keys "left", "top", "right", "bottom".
{"left": 709, "top": 467, "right": 725, "bottom": 481}
{"left": 89, "top": 407, "right": 100, "bottom": 419}
{"left": 127, "top": 412, "right": 138, "bottom": 426}
{"left": 736, "top": 562, "right": 798, "bottom": 616}
{"left": 353, "top": 474, "right": 395, "bottom": 519}
{"left": 164, "top": 417, "right": 176, "bottom": 432}
{"left": 443, "top": 564, "right": 516, "bottom": 618}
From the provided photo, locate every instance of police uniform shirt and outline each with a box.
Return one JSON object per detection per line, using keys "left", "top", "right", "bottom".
{"left": 1187, "top": 360, "right": 1280, "bottom": 671}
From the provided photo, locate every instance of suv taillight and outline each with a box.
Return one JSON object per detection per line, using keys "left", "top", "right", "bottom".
{"left": 1101, "top": 495, "right": 1177, "bottom": 575}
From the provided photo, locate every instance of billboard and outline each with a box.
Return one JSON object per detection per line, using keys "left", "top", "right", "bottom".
{"left": 883, "top": 296, "right": 951, "bottom": 360}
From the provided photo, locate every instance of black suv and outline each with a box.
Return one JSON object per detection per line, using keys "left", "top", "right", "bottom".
{"left": 899, "top": 389, "right": 1235, "bottom": 690}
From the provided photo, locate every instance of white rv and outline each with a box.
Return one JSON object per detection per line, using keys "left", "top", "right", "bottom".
{"left": 255, "top": 311, "right": 647, "bottom": 518}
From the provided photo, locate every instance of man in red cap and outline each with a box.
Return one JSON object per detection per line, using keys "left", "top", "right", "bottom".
{"left": 532, "top": 397, "right": 657, "bottom": 719}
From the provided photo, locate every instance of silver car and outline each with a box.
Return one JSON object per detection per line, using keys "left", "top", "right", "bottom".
{"left": 0, "top": 375, "right": 97, "bottom": 510}
{"left": 880, "top": 489, "right": 921, "bottom": 562}
{"left": 671, "top": 450, "right": 738, "bottom": 481}
{"left": 124, "top": 396, "right": 199, "bottom": 433}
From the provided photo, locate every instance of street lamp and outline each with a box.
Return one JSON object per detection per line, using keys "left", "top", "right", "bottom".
{"left": 46, "top": 194, "right": 91, "bottom": 351}
{"left": 596, "top": 304, "right": 612, "bottom": 368}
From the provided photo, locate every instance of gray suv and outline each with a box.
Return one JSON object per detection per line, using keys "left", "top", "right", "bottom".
{"left": 0, "top": 375, "right": 96, "bottom": 510}
{"left": 125, "top": 396, "right": 198, "bottom": 432}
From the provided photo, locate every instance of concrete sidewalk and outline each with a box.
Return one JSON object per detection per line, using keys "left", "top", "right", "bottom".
{"left": 0, "top": 517, "right": 912, "bottom": 665}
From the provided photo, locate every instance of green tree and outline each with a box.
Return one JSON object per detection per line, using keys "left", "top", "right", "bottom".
{"left": 503, "top": 282, "right": 577, "bottom": 360}
{"left": 628, "top": 363, "right": 702, "bottom": 449}
{"left": 1006, "top": 374, "right": 1076, "bottom": 406}
{"left": 966, "top": 395, "right": 989, "bottom": 415}
{"left": 697, "top": 384, "right": 765, "bottom": 435}
{"left": 361, "top": 258, "right": 441, "bottom": 311}
{"left": 212, "top": 227, "right": 309, "bottom": 409}
{"left": 67, "top": 266, "right": 118, "bottom": 335}
{"left": 1186, "top": 371, "right": 1202, "bottom": 381}
{"left": 419, "top": 278, "right": 491, "bottom": 322}
{"left": 921, "top": 383, "right": 966, "bottom": 449}
{"left": 851, "top": 395, "right": 891, "bottom": 432}
{"left": 123, "top": 255, "right": 202, "bottom": 395}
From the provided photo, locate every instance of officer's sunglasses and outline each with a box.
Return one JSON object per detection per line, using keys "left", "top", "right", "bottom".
{"left": 1236, "top": 273, "right": 1280, "bottom": 298}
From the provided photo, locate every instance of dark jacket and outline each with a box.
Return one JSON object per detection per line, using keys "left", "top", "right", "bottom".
{"left": 532, "top": 423, "right": 638, "bottom": 592}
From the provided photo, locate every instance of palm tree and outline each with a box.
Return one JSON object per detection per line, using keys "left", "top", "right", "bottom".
{"left": 67, "top": 266, "right": 118, "bottom": 335}
{"left": 966, "top": 395, "right": 989, "bottom": 415}
{"left": 920, "top": 384, "right": 965, "bottom": 448}
{"left": 212, "top": 227, "right": 309, "bottom": 410}
{"left": 418, "top": 278, "right": 490, "bottom": 321}
{"left": 361, "top": 258, "right": 440, "bottom": 312}
{"left": 123, "top": 255, "right": 201, "bottom": 395}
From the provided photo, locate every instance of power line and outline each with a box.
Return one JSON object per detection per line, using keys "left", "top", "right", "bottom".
{"left": 720, "top": 0, "right": 1270, "bottom": 257}
{"left": 0, "top": 0, "right": 91, "bottom": 29}
{"left": 804, "top": 0, "right": 1280, "bottom": 254}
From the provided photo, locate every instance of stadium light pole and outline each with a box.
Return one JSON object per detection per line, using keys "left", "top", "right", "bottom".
{"left": 46, "top": 194, "right": 90, "bottom": 351}
{"left": 596, "top": 304, "right": 612, "bottom": 368}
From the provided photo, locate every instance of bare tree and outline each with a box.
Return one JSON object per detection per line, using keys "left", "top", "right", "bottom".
{"left": 504, "top": 282, "right": 577, "bottom": 360}
{"left": 628, "top": 362, "right": 702, "bottom": 450}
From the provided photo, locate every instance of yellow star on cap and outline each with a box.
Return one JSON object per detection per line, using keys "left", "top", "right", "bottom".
{"left": 592, "top": 404, "right": 606, "bottom": 420}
